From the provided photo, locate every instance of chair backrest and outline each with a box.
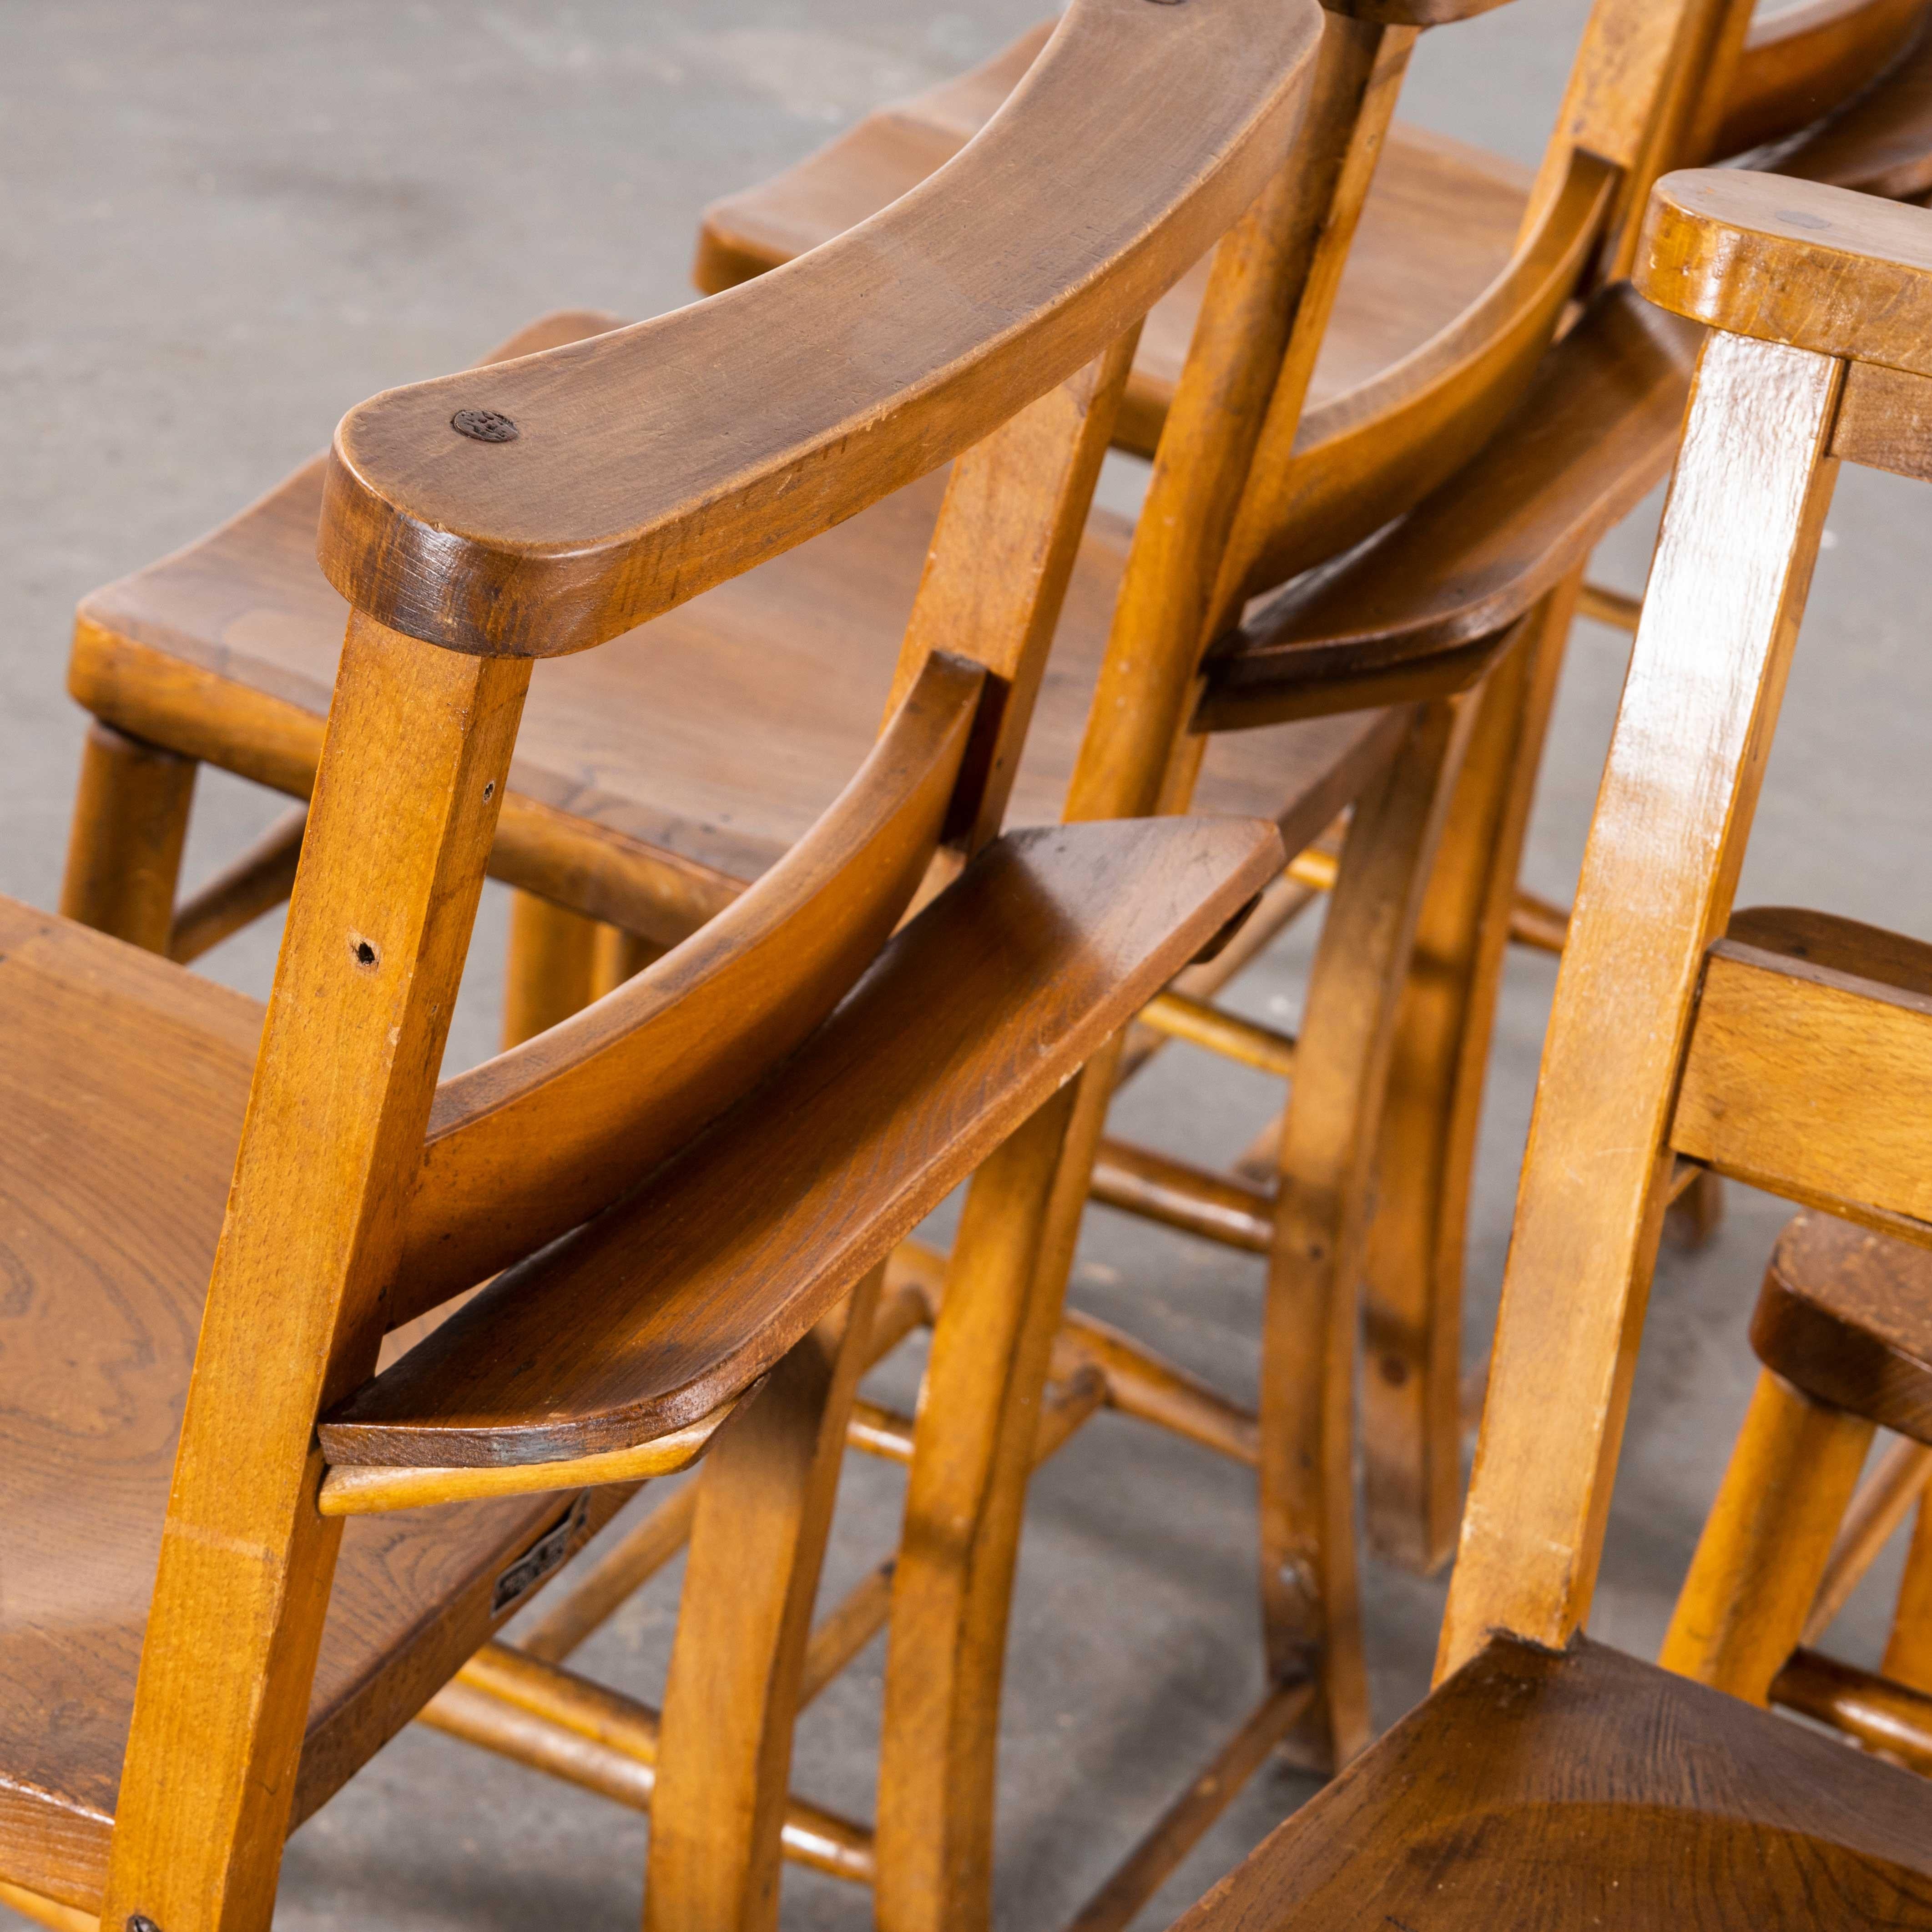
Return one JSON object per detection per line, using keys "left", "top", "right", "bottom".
{"left": 1436, "top": 166, "right": 1932, "bottom": 1679}
{"left": 99, "top": 4, "right": 1327, "bottom": 1920}
{"left": 1057, "top": 0, "right": 1800, "bottom": 832}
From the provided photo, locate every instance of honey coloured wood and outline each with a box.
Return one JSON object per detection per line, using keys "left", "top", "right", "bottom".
{"left": 10, "top": 7, "right": 1336, "bottom": 1922}
{"left": 322, "top": 817, "right": 1282, "bottom": 1471}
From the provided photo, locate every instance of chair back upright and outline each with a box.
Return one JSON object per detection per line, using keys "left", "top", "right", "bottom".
{"left": 95, "top": 4, "right": 1328, "bottom": 1924}
{"left": 1438, "top": 167, "right": 1932, "bottom": 1677}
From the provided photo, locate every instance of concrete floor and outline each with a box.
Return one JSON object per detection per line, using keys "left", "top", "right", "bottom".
{"left": 3, "top": 3, "right": 1929, "bottom": 1927}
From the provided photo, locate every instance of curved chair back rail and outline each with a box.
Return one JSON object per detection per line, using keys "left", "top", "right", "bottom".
{"left": 393, "top": 651, "right": 982, "bottom": 1324}
{"left": 1717, "top": 0, "right": 1929, "bottom": 159}
{"left": 1219, "top": 146, "right": 1620, "bottom": 606}
{"left": 316, "top": 0, "right": 1323, "bottom": 659}
{"left": 1196, "top": 284, "right": 1702, "bottom": 728}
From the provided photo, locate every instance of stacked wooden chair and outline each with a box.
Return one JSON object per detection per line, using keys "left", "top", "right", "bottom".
{"left": 42, "top": 9, "right": 1932, "bottom": 1932}
{"left": 1152, "top": 162, "right": 1932, "bottom": 1930}
{"left": 43, "top": 5, "right": 1932, "bottom": 1932}
{"left": 0, "top": 4, "right": 1324, "bottom": 1928}
{"left": 686, "top": 0, "right": 1932, "bottom": 1586}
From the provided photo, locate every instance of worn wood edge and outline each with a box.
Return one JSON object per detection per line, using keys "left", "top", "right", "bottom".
{"left": 1639, "top": 167, "right": 1932, "bottom": 375}
{"left": 317, "top": 1392, "right": 744, "bottom": 1515}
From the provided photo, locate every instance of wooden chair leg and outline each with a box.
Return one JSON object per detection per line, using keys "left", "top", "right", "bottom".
{"left": 1660, "top": 1367, "right": 1875, "bottom": 1704}
{"left": 59, "top": 718, "right": 197, "bottom": 951}
{"left": 1261, "top": 694, "right": 1474, "bottom": 1772}
{"left": 1884, "top": 1487, "right": 1932, "bottom": 1694}
{"left": 645, "top": 1262, "right": 886, "bottom": 1932}
{"left": 874, "top": 1073, "right": 1092, "bottom": 1932}
{"left": 502, "top": 888, "right": 600, "bottom": 1048}
{"left": 1664, "top": 1162, "right": 1726, "bottom": 1246}
{"left": 595, "top": 923, "right": 666, "bottom": 998}
{"left": 1359, "top": 585, "right": 1574, "bottom": 1577}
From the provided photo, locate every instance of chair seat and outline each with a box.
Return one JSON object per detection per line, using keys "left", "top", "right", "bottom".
{"left": 691, "top": 19, "right": 1530, "bottom": 456}
{"left": 70, "top": 318, "right": 1404, "bottom": 948}
{"left": 0, "top": 898, "right": 625, "bottom": 1913}
{"left": 1752, "top": 1210, "right": 1932, "bottom": 1443}
{"left": 1173, "top": 1636, "right": 1932, "bottom": 1929}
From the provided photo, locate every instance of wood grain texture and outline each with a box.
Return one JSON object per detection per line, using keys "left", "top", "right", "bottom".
{"left": 318, "top": 817, "right": 1282, "bottom": 1470}
{"left": 691, "top": 20, "right": 1527, "bottom": 460}
{"left": 57, "top": 721, "right": 195, "bottom": 952}
{"left": 0, "top": 857, "right": 629, "bottom": 1921}
{"left": 1774, "top": 10, "right": 1932, "bottom": 199}
{"left": 1438, "top": 328, "right": 1843, "bottom": 1677}
{"left": 101, "top": 617, "right": 531, "bottom": 1930}
{"left": 72, "top": 432, "right": 1394, "bottom": 951}
{"left": 1716, "top": 0, "right": 1928, "bottom": 159}
{"left": 394, "top": 650, "right": 983, "bottom": 1324}
{"left": 1750, "top": 1213, "right": 1932, "bottom": 1443}
{"left": 1660, "top": 1366, "right": 1875, "bottom": 1701}
{"left": 316, "top": 0, "right": 1323, "bottom": 656}
{"left": 1169, "top": 1636, "right": 1932, "bottom": 1929}
{"left": 1640, "top": 166, "right": 1932, "bottom": 373}
{"left": 1671, "top": 929, "right": 1932, "bottom": 1231}
{"left": 1197, "top": 286, "right": 1700, "bottom": 728}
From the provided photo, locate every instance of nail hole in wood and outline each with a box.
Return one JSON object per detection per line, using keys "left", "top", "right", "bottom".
{"left": 128, "top": 1916, "right": 162, "bottom": 1932}
{"left": 348, "top": 933, "right": 380, "bottom": 971}
{"left": 483, "top": 780, "right": 495, "bottom": 799}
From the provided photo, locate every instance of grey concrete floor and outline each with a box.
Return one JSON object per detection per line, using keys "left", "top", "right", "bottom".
{"left": 2, "top": 3, "right": 1928, "bottom": 1927}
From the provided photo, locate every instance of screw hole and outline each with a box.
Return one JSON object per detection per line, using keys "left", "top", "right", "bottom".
{"left": 483, "top": 780, "right": 495, "bottom": 799}
{"left": 348, "top": 933, "right": 380, "bottom": 971}
{"left": 129, "top": 1917, "right": 163, "bottom": 1932}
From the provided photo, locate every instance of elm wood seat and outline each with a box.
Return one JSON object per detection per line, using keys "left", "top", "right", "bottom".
{"left": 1169, "top": 1636, "right": 1932, "bottom": 1929}
{"left": 693, "top": 17, "right": 1533, "bottom": 459}
{"left": 71, "top": 313, "right": 1397, "bottom": 948}
{"left": 0, "top": 813, "right": 1275, "bottom": 1914}
{"left": 0, "top": 897, "right": 635, "bottom": 1911}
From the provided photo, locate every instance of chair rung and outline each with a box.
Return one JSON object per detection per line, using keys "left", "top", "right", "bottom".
{"left": 849, "top": 1398, "right": 917, "bottom": 1464}
{"left": 1138, "top": 991, "right": 1296, "bottom": 1077}
{"left": 798, "top": 1369, "right": 1108, "bottom": 1704}
{"left": 1805, "top": 1437, "right": 1932, "bottom": 1644}
{"left": 1090, "top": 1138, "right": 1275, "bottom": 1253}
{"left": 166, "top": 803, "right": 307, "bottom": 963}
{"left": 1577, "top": 580, "right": 1642, "bottom": 631}
{"left": 422, "top": 1642, "right": 876, "bottom": 1883}
{"left": 1055, "top": 1312, "right": 1259, "bottom": 1466}
{"left": 1508, "top": 884, "right": 1570, "bottom": 953}
{"left": 1063, "top": 1679, "right": 1316, "bottom": 1932}
{"left": 1771, "top": 1647, "right": 1932, "bottom": 1775}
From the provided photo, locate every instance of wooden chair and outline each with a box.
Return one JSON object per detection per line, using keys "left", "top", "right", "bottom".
{"left": 40, "top": 4, "right": 1836, "bottom": 1925}
{"left": 683, "top": 0, "right": 1932, "bottom": 1576}
{"left": 1153, "top": 164, "right": 1932, "bottom": 1930}
{"left": 48, "top": 9, "right": 1932, "bottom": 1931}
{"left": 0, "top": 6, "right": 1320, "bottom": 1929}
